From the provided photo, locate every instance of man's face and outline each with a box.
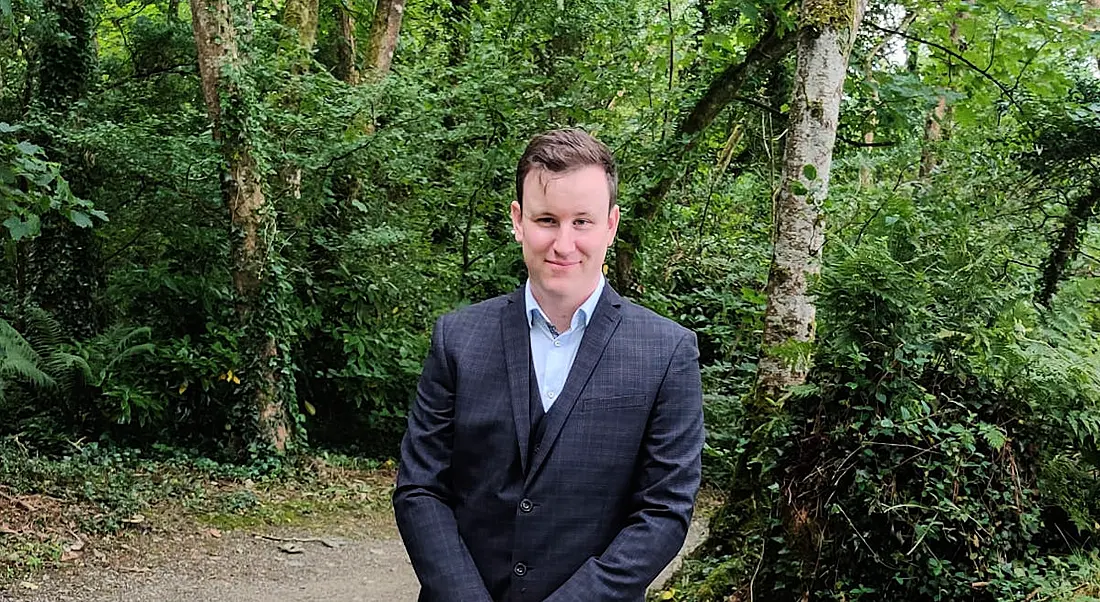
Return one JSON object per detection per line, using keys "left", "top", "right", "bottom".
{"left": 511, "top": 165, "right": 620, "bottom": 306}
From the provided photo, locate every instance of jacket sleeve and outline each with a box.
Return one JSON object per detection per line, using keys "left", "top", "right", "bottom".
{"left": 544, "top": 330, "right": 705, "bottom": 602}
{"left": 392, "top": 314, "right": 494, "bottom": 602}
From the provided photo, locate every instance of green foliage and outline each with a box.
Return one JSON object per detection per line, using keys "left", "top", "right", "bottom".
{"left": 0, "top": 317, "right": 55, "bottom": 400}
{"left": 3, "top": 0, "right": 1100, "bottom": 597}
{"left": 0, "top": 124, "right": 103, "bottom": 241}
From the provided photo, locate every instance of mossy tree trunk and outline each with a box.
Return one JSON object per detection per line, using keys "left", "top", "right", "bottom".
{"left": 25, "top": 0, "right": 103, "bottom": 340}
{"left": 756, "top": 0, "right": 868, "bottom": 399}
{"left": 363, "top": 0, "right": 405, "bottom": 76}
{"left": 191, "top": 0, "right": 293, "bottom": 452}
{"left": 700, "top": 0, "right": 867, "bottom": 596}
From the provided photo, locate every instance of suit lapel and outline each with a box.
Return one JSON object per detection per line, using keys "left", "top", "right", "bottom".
{"left": 526, "top": 285, "right": 623, "bottom": 484}
{"left": 502, "top": 287, "right": 532, "bottom": 474}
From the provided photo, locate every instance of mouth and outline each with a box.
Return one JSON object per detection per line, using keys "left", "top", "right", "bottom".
{"left": 546, "top": 260, "right": 579, "bottom": 269}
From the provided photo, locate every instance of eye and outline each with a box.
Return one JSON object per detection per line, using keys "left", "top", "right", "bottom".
{"left": 574, "top": 218, "right": 593, "bottom": 227}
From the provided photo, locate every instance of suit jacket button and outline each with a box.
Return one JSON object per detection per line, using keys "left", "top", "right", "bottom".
{"left": 519, "top": 499, "right": 533, "bottom": 513}
{"left": 514, "top": 562, "right": 527, "bottom": 576}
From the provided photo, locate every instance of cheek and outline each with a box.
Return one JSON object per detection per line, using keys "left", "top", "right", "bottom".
{"left": 523, "top": 231, "right": 552, "bottom": 252}
{"left": 578, "top": 234, "right": 610, "bottom": 256}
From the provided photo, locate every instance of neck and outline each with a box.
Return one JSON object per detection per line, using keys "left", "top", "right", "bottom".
{"left": 531, "top": 281, "right": 597, "bottom": 333}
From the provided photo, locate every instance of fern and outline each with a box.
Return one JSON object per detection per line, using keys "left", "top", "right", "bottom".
{"left": 0, "top": 318, "right": 57, "bottom": 402}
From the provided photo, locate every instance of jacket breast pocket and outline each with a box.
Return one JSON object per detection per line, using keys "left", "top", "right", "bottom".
{"left": 577, "top": 394, "right": 649, "bottom": 413}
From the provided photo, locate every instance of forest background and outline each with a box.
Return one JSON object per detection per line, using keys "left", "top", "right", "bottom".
{"left": 2, "top": 0, "right": 1100, "bottom": 599}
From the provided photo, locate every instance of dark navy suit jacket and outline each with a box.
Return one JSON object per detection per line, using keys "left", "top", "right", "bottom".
{"left": 393, "top": 285, "right": 704, "bottom": 601}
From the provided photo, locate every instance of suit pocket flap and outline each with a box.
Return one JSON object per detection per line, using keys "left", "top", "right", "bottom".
{"left": 578, "top": 394, "right": 649, "bottom": 412}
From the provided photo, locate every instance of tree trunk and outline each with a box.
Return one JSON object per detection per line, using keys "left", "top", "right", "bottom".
{"left": 37, "top": 0, "right": 95, "bottom": 110}
{"left": 613, "top": 20, "right": 796, "bottom": 294}
{"left": 334, "top": 2, "right": 360, "bottom": 85}
{"left": 920, "top": 13, "right": 964, "bottom": 178}
{"left": 25, "top": 0, "right": 103, "bottom": 340}
{"left": 698, "top": 2, "right": 868, "bottom": 583}
{"left": 283, "top": 0, "right": 320, "bottom": 53}
{"left": 919, "top": 95, "right": 947, "bottom": 177}
{"left": 363, "top": 0, "right": 405, "bottom": 76}
{"left": 756, "top": 0, "right": 868, "bottom": 401}
{"left": 279, "top": 0, "right": 321, "bottom": 201}
{"left": 191, "top": 0, "right": 292, "bottom": 452}
{"left": 1037, "top": 184, "right": 1100, "bottom": 307}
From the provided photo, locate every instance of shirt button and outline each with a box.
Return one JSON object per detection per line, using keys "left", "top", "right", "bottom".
{"left": 514, "top": 562, "right": 527, "bottom": 576}
{"left": 519, "top": 499, "right": 533, "bottom": 513}
{"left": 554, "top": 340, "right": 561, "bottom": 347}
{"left": 547, "top": 391, "right": 556, "bottom": 400}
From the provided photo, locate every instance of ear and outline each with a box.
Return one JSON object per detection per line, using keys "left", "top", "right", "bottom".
{"left": 510, "top": 201, "right": 524, "bottom": 242}
{"left": 607, "top": 204, "right": 620, "bottom": 241}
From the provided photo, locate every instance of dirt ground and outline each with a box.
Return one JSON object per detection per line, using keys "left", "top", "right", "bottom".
{"left": 1, "top": 511, "right": 705, "bottom": 602}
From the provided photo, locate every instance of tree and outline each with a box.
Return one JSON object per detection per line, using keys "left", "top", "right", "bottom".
{"left": 283, "top": 0, "right": 321, "bottom": 55}
{"left": 334, "top": 1, "right": 360, "bottom": 85}
{"left": 190, "top": 0, "right": 293, "bottom": 452}
{"left": 755, "top": 0, "right": 868, "bottom": 400}
{"left": 363, "top": 0, "right": 406, "bottom": 76}
{"left": 23, "top": 0, "right": 104, "bottom": 340}
{"left": 613, "top": 18, "right": 796, "bottom": 293}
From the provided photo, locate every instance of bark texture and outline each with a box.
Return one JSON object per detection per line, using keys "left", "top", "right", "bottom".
{"left": 920, "top": 13, "right": 964, "bottom": 178}
{"left": 283, "top": 0, "right": 320, "bottom": 53}
{"left": 364, "top": 0, "right": 406, "bottom": 76}
{"left": 919, "top": 95, "right": 948, "bottom": 177}
{"left": 334, "top": 3, "right": 360, "bottom": 85}
{"left": 756, "top": 0, "right": 868, "bottom": 401}
{"left": 614, "top": 22, "right": 796, "bottom": 293}
{"left": 191, "top": 0, "right": 291, "bottom": 452}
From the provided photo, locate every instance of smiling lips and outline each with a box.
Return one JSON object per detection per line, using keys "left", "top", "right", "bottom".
{"left": 547, "top": 259, "right": 579, "bottom": 270}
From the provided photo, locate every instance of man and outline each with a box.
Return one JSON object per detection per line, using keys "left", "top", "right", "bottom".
{"left": 393, "top": 128, "right": 704, "bottom": 602}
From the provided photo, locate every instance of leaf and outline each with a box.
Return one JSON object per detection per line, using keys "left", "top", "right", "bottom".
{"left": 4, "top": 215, "right": 39, "bottom": 241}
{"left": 0, "top": 122, "right": 17, "bottom": 133}
{"left": 978, "top": 422, "right": 1008, "bottom": 451}
{"left": 70, "top": 211, "right": 93, "bottom": 228}
{"left": 803, "top": 164, "right": 818, "bottom": 181}
{"left": 15, "top": 141, "right": 41, "bottom": 156}
{"left": 304, "top": 400, "right": 316, "bottom": 416}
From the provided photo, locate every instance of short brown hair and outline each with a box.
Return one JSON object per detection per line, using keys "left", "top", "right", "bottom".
{"left": 515, "top": 128, "right": 618, "bottom": 208}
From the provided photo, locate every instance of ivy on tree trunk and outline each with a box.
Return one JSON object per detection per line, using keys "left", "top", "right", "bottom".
{"left": 190, "top": 0, "right": 294, "bottom": 453}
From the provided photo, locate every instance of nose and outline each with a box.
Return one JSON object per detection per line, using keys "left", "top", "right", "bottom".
{"left": 552, "top": 226, "right": 575, "bottom": 256}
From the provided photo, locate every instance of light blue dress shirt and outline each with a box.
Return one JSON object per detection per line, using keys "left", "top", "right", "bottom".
{"left": 525, "top": 276, "right": 606, "bottom": 412}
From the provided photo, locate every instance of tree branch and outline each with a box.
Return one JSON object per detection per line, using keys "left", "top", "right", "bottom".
{"left": 837, "top": 134, "right": 896, "bottom": 148}
{"left": 866, "top": 22, "right": 1024, "bottom": 113}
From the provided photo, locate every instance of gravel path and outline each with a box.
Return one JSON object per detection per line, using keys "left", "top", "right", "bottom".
{"left": 2, "top": 517, "right": 705, "bottom": 601}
